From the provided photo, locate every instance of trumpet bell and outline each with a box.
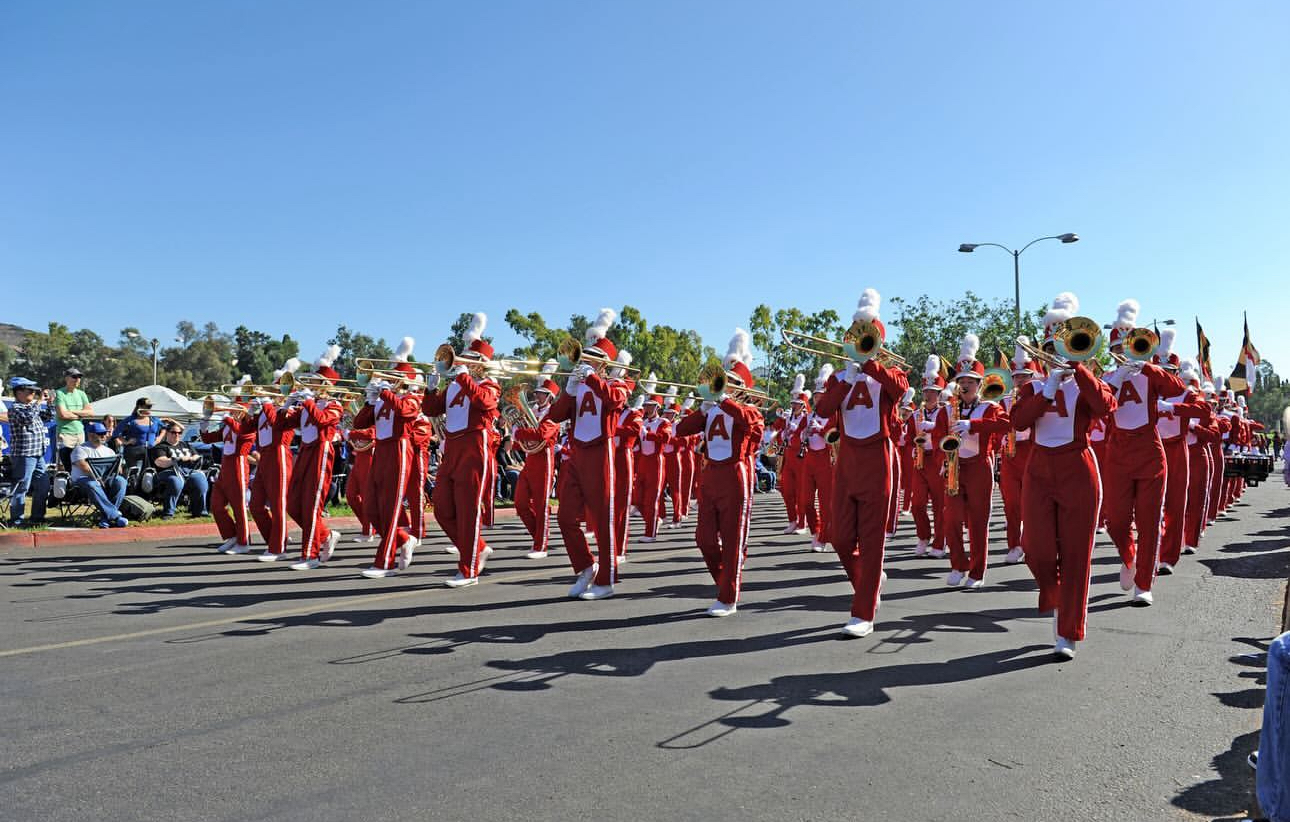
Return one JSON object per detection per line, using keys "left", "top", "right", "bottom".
{"left": 980, "top": 368, "right": 1014, "bottom": 401}
{"left": 842, "top": 319, "right": 882, "bottom": 362}
{"left": 1052, "top": 316, "right": 1104, "bottom": 362}
{"left": 1123, "top": 327, "right": 1159, "bottom": 362}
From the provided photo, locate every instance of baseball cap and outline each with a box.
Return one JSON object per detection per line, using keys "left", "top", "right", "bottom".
{"left": 85, "top": 422, "right": 108, "bottom": 435}
{"left": 64, "top": 367, "right": 84, "bottom": 377}
{"left": 8, "top": 377, "right": 38, "bottom": 390}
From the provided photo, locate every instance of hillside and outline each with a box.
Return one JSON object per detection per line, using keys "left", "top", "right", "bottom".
{"left": 0, "top": 322, "right": 30, "bottom": 350}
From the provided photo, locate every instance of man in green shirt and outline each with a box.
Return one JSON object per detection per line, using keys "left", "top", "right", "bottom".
{"left": 55, "top": 367, "right": 95, "bottom": 467}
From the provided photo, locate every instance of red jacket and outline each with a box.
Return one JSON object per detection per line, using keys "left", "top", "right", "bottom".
{"left": 422, "top": 373, "right": 500, "bottom": 438}
{"left": 1011, "top": 364, "right": 1115, "bottom": 453}
{"left": 200, "top": 413, "right": 255, "bottom": 458}
{"left": 547, "top": 372, "right": 629, "bottom": 448}
{"left": 675, "top": 398, "right": 762, "bottom": 466}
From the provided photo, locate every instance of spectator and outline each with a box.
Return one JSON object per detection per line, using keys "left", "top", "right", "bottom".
{"left": 496, "top": 435, "right": 523, "bottom": 501}
{"left": 1273, "top": 431, "right": 1284, "bottom": 461}
{"left": 1258, "top": 631, "right": 1290, "bottom": 822}
{"left": 54, "top": 368, "right": 94, "bottom": 468}
{"left": 1, "top": 378, "right": 53, "bottom": 527}
{"left": 149, "top": 421, "right": 209, "bottom": 519}
{"left": 69, "top": 422, "right": 128, "bottom": 528}
{"left": 101, "top": 415, "right": 119, "bottom": 452}
{"left": 113, "top": 398, "right": 169, "bottom": 471}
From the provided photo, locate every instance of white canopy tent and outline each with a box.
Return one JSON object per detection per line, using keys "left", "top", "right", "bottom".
{"left": 91, "top": 384, "right": 205, "bottom": 420}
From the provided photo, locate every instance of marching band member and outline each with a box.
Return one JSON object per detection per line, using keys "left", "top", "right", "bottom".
{"left": 814, "top": 289, "right": 910, "bottom": 637}
{"left": 800, "top": 364, "right": 838, "bottom": 552}
{"left": 613, "top": 385, "right": 643, "bottom": 560}
{"left": 660, "top": 386, "right": 686, "bottom": 529}
{"left": 1180, "top": 363, "right": 1219, "bottom": 557}
{"left": 283, "top": 347, "right": 345, "bottom": 569}
{"left": 896, "top": 388, "right": 915, "bottom": 519}
{"left": 998, "top": 341, "right": 1038, "bottom": 564}
{"left": 909, "top": 356, "right": 947, "bottom": 558}
{"left": 389, "top": 339, "right": 430, "bottom": 542}
{"left": 546, "top": 309, "right": 630, "bottom": 600}
{"left": 249, "top": 357, "right": 299, "bottom": 561}
{"left": 512, "top": 362, "right": 562, "bottom": 560}
{"left": 884, "top": 386, "right": 913, "bottom": 539}
{"left": 1152, "top": 333, "right": 1206, "bottom": 573}
{"left": 1010, "top": 291, "right": 1114, "bottom": 659}
{"left": 1204, "top": 382, "right": 1225, "bottom": 526}
{"left": 1102, "top": 300, "right": 1188, "bottom": 605}
{"left": 774, "top": 375, "right": 812, "bottom": 535}
{"left": 634, "top": 376, "right": 671, "bottom": 544}
{"left": 353, "top": 368, "right": 422, "bottom": 578}
{"left": 201, "top": 400, "right": 255, "bottom": 554}
{"left": 423, "top": 313, "right": 502, "bottom": 587}
{"left": 1217, "top": 390, "right": 1239, "bottom": 513}
{"left": 346, "top": 424, "right": 376, "bottom": 542}
{"left": 674, "top": 329, "right": 764, "bottom": 616}
{"left": 932, "top": 334, "right": 1011, "bottom": 588}
{"left": 677, "top": 395, "right": 699, "bottom": 523}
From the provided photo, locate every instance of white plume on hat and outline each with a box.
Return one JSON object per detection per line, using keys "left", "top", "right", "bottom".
{"left": 723, "top": 328, "right": 753, "bottom": 370}
{"left": 394, "top": 336, "right": 416, "bottom": 362}
{"left": 272, "top": 356, "right": 302, "bottom": 382}
{"left": 608, "top": 349, "right": 633, "bottom": 379}
{"left": 790, "top": 373, "right": 806, "bottom": 398}
{"left": 923, "top": 354, "right": 940, "bottom": 382}
{"left": 641, "top": 372, "right": 658, "bottom": 396}
{"left": 315, "top": 344, "right": 341, "bottom": 370}
{"left": 585, "top": 308, "right": 616, "bottom": 344}
{"left": 463, "top": 312, "right": 487, "bottom": 347}
{"left": 958, "top": 333, "right": 980, "bottom": 364}
{"left": 1013, "top": 338, "right": 1030, "bottom": 371}
{"left": 664, "top": 385, "right": 678, "bottom": 403}
{"left": 940, "top": 383, "right": 957, "bottom": 402}
{"left": 237, "top": 374, "right": 251, "bottom": 385}
{"left": 631, "top": 394, "right": 645, "bottom": 410}
{"left": 1114, "top": 299, "right": 1140, "bottom": 332}
{"left": 1157, "top": 327, "right": 1176, "bottom": 359}
{"left": 1237, "top": 394, "right": 1247, "bottom": 408}
{"left": 1179, "top": 358, "right": 1200, "bottom": 385}
{"left": 901, "top": 386, "right": 916, "bottom": 406}
{"left": 1043, "top": 292, "right": 1079, "bottom": 330}
{"left": 540, "top": 359, "right": 558, "bottom": 377}
{"left": 681, "top": 394, "right": 696, "bottom": 411}
{"left": 853, "top": 288, "right": 881, "bottom": 324}
{"left": 815, "top": 363, "right": 834, "bottom": 391}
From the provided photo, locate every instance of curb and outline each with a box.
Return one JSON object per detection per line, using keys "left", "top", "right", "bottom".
{"left": 0, "top": 506, "right": 522, "bottom": 550}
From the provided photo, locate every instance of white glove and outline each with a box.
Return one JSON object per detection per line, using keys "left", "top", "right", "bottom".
{"left": 844, "top": 361, "right": 861, "bottom": 383}
{"left": 576, "top": 363, "right": 595, "bottom": 380}
{"left": 700, "top": 401, "right": 716, "bottom": 413}
{"left": 714, "top": 393, "right": 728, "bottom": 404}
{"left": 425, "top": 372, "right": 441, "bottom": 392}
{"left": 1042, "top": 371, "right": 1062, "bottom": 400}
{"left": 1156, "top": 399, "right": 1175, "bottom": 415}
{"left": 448, "top": 364, "right": 468, "bottom": 378}
{"left": 370, "top": 379, "right": 391, "bottom": 393}
{"left": 434, "top": 360, "right": 450, "bottom": 378}
{"left": 919, "top": 420, "right": 936, "bottom": 432}
{"left": 565, "top": 373, "right": 583, "bottom": 393}
{"left": 298, "top": 388, "right": 315, "bottom": 401}
{"left": 952, "top": 419, "right": 972, "bottom": 436}
{"left": 249, "top": 400, "right": 263, "bottom": 414}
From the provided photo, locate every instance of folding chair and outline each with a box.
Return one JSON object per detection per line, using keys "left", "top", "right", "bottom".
{"left": 57, "top": 455, "right": 123, "bottom": 527}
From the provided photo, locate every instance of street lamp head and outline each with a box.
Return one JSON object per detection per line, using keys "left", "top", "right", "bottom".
{"left": 1058, "top": 233, "right": 1079, "bottom": 244}
{"left": 958, "top": 243, "right": 978, "bottom": 253}
{"left": 126, "top": 331, "right": 139, "bottom": 339}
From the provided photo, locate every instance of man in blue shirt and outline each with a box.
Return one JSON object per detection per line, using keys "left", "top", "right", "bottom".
{"left": 1, "top": 377, "right": 54, "bottom": 527}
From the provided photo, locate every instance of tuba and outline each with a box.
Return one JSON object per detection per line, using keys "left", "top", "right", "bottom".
{"left": 1121, "top": 327, "right": 1159, "bottom": 362}
{"left": 980, "top": 368, "right": 1014, "bottom": 402}
{"left": 1052, "top": 316, "right": 1104, "bottom": 363}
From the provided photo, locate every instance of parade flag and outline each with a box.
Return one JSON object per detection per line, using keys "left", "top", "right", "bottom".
{"left": 1228, "top": 313, "right": 1260, "bottom": 395}
{"left": 1195, "top": 317, "right": 1213, "bottom": 381}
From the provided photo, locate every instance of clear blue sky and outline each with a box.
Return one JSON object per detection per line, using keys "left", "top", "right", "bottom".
{"left": 3, "top": 1, "right": 1287, "bottom": 376}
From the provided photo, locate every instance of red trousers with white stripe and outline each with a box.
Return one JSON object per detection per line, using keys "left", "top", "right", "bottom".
{"left": 1104, "top": 434, "right": 1166, "bottom": 591}
{"left": 885, "top": 443, "right": 901, "bottom": 534}
{"left": 1022, "top": 447, "right": 1101, "bottom": 642}
{"left": 909, "top": 455, "right": 945, "bottom": 549}
{"left": 1183, "top": 443, "right": 1211, "bottom": 549}
{"left": 1091, "top": 439, "right": 1109, "bottom": 530}
{"left": 799, "top": 449, "right": 833, "bottom": 545}
{"left": 695, "top": 460, "right": 752, "bottom": 605}
{"left": 1207, "top": 444, "right": 1223, "bottom": 521}
{"left": 249, "top": 449, "right": 292, "bottom": 553}
{"left": 664, "top": 451, "right": 684, "bottom": 524}
{"left": 557, "top": 440, "right": 618, "bottom": 586}
{"left": 679, "top": 449, "right": 695, "bottom": 518}
{"left": 614, "top": 447, "right": 633, "bottom": 557}
{"left": 348, "top": 451, "right": 373, "bottom": 536}
{"left": 287, "top": 441, "right": 333, "bottom": 559}
{"left": 999, "top": 440, "right": 1032, "bottom": 551}
{"left": 898, "top": 445, "right": 913, "bottom": 513}
{"left": 637, "top": 453, "right": 666, "bottom": 538}
{"left": 212, "top": 454, "right": 251, "bottom": 546}
{"left": 945, "top": 457, "right": 994, "bottom": 580}
{"left": 778, "top": 452, "right": 804, "bottom": 527}
{"left": 370, "top": 439, "right": 412, "bottom": 570}
{"left": 402, "top": 447, "right": 428, "bottom": 540}
{"left": 515, "top": 447, "right": 555, "bottom": 555}
{"left": 434, "top": 431, "right": 492, "bottom": 578}
{"left": 1158, "top": 438, "right": 1190, "bottom": 566}
{"left": 831, "top": 439, "right": 893, "bottom": 621}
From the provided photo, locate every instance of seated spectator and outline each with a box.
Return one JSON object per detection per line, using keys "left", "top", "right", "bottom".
{"left": 1, "top": 378, "right": 54, "bottom": 527}
{"left": 54, "top": 367, "right": 94, "bottom": 469}
{"left": 496, "top": 435, "right": 523, "bottom": 500}
{"left": 69, "top": 422, "right": 128, "bottom": 528}
{"left": 113, "top": 398, "right": 170, "bottom": 472}
{"left": 148, "top": 422, "right": 210, "bottom": 519}
{"left": 101, "top": 415, "right": 119, "bottom": 451}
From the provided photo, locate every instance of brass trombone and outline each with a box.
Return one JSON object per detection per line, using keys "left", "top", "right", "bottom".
{"left": 700, "top": 363, "right": 776, "bottom": 407}
{"left": 780, "top": 324, "right": 909, "bottom": 369}
{"left": 980, "top": 368, "right": 1014, "bottom": 402}
{"left": 1051, "top": 317, "right": 1104, "bottom": 363}
{"left": 556, "top": 337, "right": 641, "bottom": 374}
{"left": 1119, "top": 327, "right": 1159, "bottom": 363}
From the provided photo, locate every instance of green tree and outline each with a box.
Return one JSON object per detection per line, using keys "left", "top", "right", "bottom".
{"left": 327, "top": 325, "right": 392, "bottom": 377}
{"left": 748, "top": 305, "right": 847, "bottom": 403}
{"left": 1248, "top": 360, "right": 1290, "bottom": 431}
{"left": 885, "top": 292, "right": 1045, "bottom": 373}
{"left": 232, "top": 326, "right": 299, "bottom": 384}
{"left": 157, "top": 321, "right": 236, "bottom": 393}
{"left": 448, "top": 313, "right": 494, "bottom": 351}
{"left": 504, "top": 309, "right": 574, "bottom": 361}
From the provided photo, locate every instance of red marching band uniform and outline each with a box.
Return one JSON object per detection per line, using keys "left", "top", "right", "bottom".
{"left": 998, "top": 340, "right": 1040, "bottom": 565}
{"left": 1151, "top": 333, "right": 1207, "bottom": 574}
{"left": 610, "top": 364, "right": 642, "bottom": 560}
{"left": 201, "top": 399, "right": 256, "bottom": 553}
{"left": 248, "top": 370, "right": 297, "bottom": 561}
{"left": 799, "top": 364, "right": 838, "bottom": 552}
{"left": 511, "top": 363, "right": 563, "bottom": 560}
{"left": 773, "top": 374, "right": 812, "bottom": 536}
{"left": 634, "top": 376, "right": 672, "bottom": 543}
{"left": 281, "top": 347, "right": 344, "bottom": 569}
{"left": 909, "top": 356, "right": 947, "bottom": 558}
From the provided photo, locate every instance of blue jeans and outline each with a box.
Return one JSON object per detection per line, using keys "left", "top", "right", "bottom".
{"left": 1259, "top": 631, "right": 1290, "bottom": 821}
{"left": 158, "top": 470, "right": 209, "bottom": 517}
{"left": 72, "top": 476, "right": 127, "bottom": 521}
{"left": 8, "top": 454, "right": 50, "bottom": 523}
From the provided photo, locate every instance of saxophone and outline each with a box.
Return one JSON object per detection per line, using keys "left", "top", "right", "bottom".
{"left": 940, "top": 396, "right": 961, "bottom": 497}
{"left": 913, "top": 406, "right": 928, "bottom": 470}
{"left": 1003, "top": 388, "right": 1018, "bottom": 459}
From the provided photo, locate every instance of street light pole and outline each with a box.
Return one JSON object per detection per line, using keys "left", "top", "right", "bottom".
{"left": 149, "top": 338, "right": 159, "bottom": 385}
{"left": 959, "top": 233, "right": 1079, "bottom": 336}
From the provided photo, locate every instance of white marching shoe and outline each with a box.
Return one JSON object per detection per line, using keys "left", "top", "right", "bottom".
{"left": 629, "top": 505, "right": 640, "bottom": 517}
{"left": 580, "top": 584, "right": 615, "bottom": 601}
{"left": 928, "top": 548, "right": 946, "bottom": 559}
{"left": 1004, "top": 547, "right": 1025, "bottom": 564}
{"left": 445, "top": 572, "right": 479, "bottom": 588}
{"left": 476, "top": 546, "right": 493, "bottom": 573}
{"left": 1054, "top": 636, "right": 1077, "bottom": 659}
{"left": 885, "top": 531, "right": 897, "bottom": 539}
{"left": 840, "top": 617, "right": 874, "bottom": 638}
{"left": 352, "top": 532, "right": 377, "bottom": 543}
{"left": 639, "top": 535, "right": 657, "bottom": 543}
{"left": 1156, "top": 561, "right": 1174, "bottom": 576}
{"left": 946, "top": 569, "right": 967, "bottom": 587}
{"left": 568, "top": 566, "right": 597, "bottom": 598}
{"left": 320, "top": 529, "right": 340, "bottom": 563}
{"left": 617, "top": 553, "right": 628, "bottom": 565}
{"left": 396, "top": 535, "right": 419, "bottom": 571}
{"left": 226, "top": 542, "right": 251, "bottom": 555}
{"left": 525, "top": 550, "right": 549, "bottom": 560}
{"left": 810, "top": 537, "right": 826, "bottom": 553}
{"left": 1131, "top": 586, "right": 1154, "bottom": 606}
{"left": 291, "top": 558, "right": 322, "bottom": 571}
{"left": 706, "top": 601, "right": 737, "bottom": 617}
{"left": 1119, "top": 564, "right": 1135, "bottom": 591}
{"left": 1181, "top": 545, "right": 1197, "bottom": 555}
{"left": 781, "top": 523, "right": 799, "bottom": 535}
{"left": 964, "top": 576, "right": 985, "bottom": 590}
{"left": 361, "top": 566, "right": 397, "bottom": 579}
{"left": 258, "top": 551, "right": 292, "bottom": 563}
{"left": 914, "top": 540, "right": 929, "bottom": 557}
{"left": 444, "top": 544, "right": 460, "bottom": 557}
{"left": 794, "top": 526, "right": 810, "bottom": 535}
{"left": 217, "top": 537, "right": 239, "bottom": 553}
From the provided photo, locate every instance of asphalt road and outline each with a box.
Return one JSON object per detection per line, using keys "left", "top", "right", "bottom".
{"left": 2, "top": 479, "right": 1286, "bottom": 822}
